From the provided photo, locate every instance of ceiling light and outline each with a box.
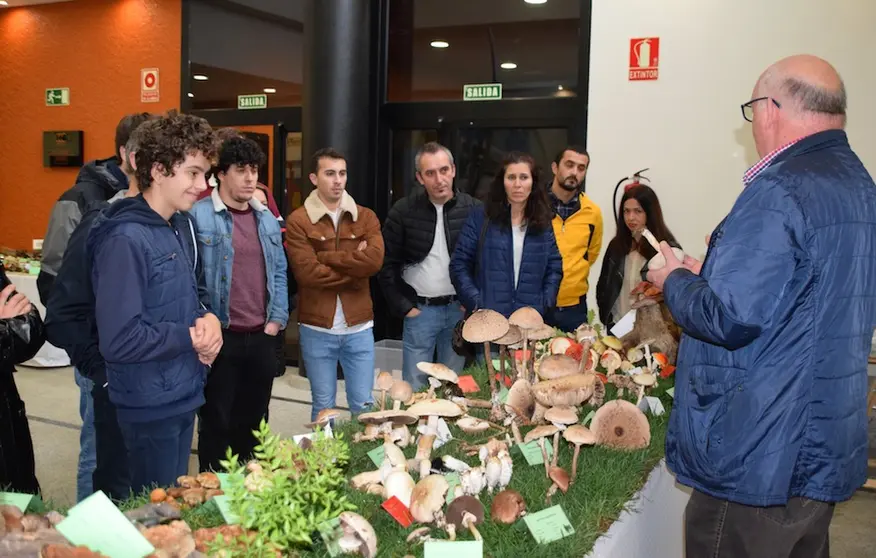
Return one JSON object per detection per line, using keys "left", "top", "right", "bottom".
{"left": 525, "top": 0, "right": 548, "bottom": 4}
{"left": 187, "top": 93, "right": 194, "bottom": 98}
{"left": 263, "top": 88, "right": 277, "bottom": 94}
{"left": 430, "top": 40, "right": 449, "bottom": 49}
{"left": 557, "top": 85, "right": 564, "bottom": 91}
{"left": 193, "top": 74, "right": 209, "bottom": 81}
{"left": 0, "top": 1, "right": 8, "bottom": 6}
{"left": 500, "top": 62, "right": 518, "bottom": 70}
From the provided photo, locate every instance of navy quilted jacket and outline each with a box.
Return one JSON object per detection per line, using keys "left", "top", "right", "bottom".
{"left": 450, "top": 205, "right": 563, "bottom": 317}
{"left": 86, "top": 195, "right": 208, "bottom": 423}
{"left": 663, "top": 130, "right": 876, "bottom": 506}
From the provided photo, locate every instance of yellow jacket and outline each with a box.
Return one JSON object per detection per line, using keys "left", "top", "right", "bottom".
{"left": 551, "top": 193, "right": 603, "bottom": 308}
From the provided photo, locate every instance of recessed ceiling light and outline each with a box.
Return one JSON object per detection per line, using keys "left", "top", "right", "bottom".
{"left": 0, "top": 1, "right": 8, "bottom": 6}
{"left": 264, "top": 88, "right": 277, "bottom": 94}
{"left": 525, "top": 0, "right": 548, "bottom": 4}
{"left": 430, "top": 40, "right": 449, "bottom": 49}
{"left": 187, "top": 93, "right": 194, "bottom": 98}
{"left": 500, "top": 62, "right": 518, "bottom": 70}
{"left": 193, "top": 74, "right": 209, "bottom": 81}
{"left": 557, "top": 85, "right": 564, "bottom": 91}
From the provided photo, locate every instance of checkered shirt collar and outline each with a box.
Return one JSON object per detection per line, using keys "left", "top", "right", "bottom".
{"left": 742, "top": 138, "right": 803, "bottom": 186}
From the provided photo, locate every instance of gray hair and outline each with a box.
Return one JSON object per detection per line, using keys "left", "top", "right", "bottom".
{"left": 782, "top": 77, "right": 847, "bottom": 116}
{"left": 414, "top": 142, "right": 454, "bottom": 173}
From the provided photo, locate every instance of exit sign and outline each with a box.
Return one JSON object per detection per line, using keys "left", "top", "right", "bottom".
{"left": 46, "top": 88, "right": 70, "bottom": 106}
{"left": 463, "top": 83, "right": 502, "bottom": 102}
{"left": 238, "top": 94, "right": 267, "bottom": 110}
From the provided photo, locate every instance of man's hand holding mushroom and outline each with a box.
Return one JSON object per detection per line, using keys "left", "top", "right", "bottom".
{"left": 646, "top": 241, "right": 684, "bottom": 290}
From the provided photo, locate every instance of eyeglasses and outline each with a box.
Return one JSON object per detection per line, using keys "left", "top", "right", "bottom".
{"left": 741, "top": 97, "right": 781, "bottom": 122}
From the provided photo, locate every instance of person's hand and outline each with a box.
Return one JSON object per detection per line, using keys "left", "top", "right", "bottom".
{"left": 682, "top": 255, "right": 703, "bottom": 276}
{"left": 646, "top": 242, "right": 683, "bottom": 290}
{"left": 264, "top": 321, "right": 282, "bottom": 336}
{"left": 192, "top": 313, "right": 222, "bottom": 363}
{"left": 0, "top": 285, "right": 31, "bottom": 320}
{"left": 406, "top": 308, "right": 421, "bottom": 319}
{"left": 357, "top": 240, "right": 367, "bottom": 252}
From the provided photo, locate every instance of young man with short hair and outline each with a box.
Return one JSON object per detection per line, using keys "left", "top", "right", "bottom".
{"left": 87, "top": 112, "right": 223, "bottom": 492}
{"left": 286, "top": 148, "right": 384, "bottom": 421}
{"left": 191, "top": 137, "right": 288, "bottom": 472}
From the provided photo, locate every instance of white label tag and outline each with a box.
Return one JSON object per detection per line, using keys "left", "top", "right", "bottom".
{"left": 638, "top": 396, "right": 665, "bottom": 416}
{"left": 610, "top": 309, "right": 637, "bottom": 338}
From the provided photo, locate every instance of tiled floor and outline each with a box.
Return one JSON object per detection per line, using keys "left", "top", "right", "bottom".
{"left": 13, "top": 366, "right": 876, "bottom": 557}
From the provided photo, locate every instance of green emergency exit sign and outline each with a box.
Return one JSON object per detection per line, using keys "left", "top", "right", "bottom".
{"left": 238, "top": 94, "right": 267, "bottom": 110}
{"left": 463, "top": 83, "right": 502, "bottom": 101}
{"left": 46, "top": 88, "right": 70, "bottom": 106}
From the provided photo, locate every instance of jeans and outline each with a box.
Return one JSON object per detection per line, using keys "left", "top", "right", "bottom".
{"left": 91, "top": 383, "right": 131, "bottom": 502}
{"left": 73, "top": 368, "right": 95, "bottom": 502}
{"left": 299, "top": 326, "right": 375, "bottom": 421}
{"left": 685, "top": 489, "right": 834, "bottom": 558}
{"left": 118, "top": 410, "right": 196, "bottom": 496}
{"left": 545, "top": 297, "right": 589, "bottom": 334}
{"left": 198, "top": 330, "right": 277, "bottom": 473}
{"left": 403, "top": 303, "right": 465, "bottom": 391}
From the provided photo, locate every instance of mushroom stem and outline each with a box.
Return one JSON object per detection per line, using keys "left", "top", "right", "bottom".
{"left": 570, "top": 445, "right": 582, "bottom": 485}
{"left": 545, "top": 483, "right": 558, "bottom": 506}
{"left": 522, "top": 332, "right": 530, "bottom": 382}
{"left": 483, "top": 342, "right": 497, "bottom": 398}
{"left": 510, "top": 420, "right": 523, "bottom": 445}
{"left": 636, "top": 385, "right": 645, "bottom": 405}
{"left": 463, "top": 513, "right": 482, "bottom": 541}
{"left": 380, "top": 389, "right": 388, "bottom": 411}
{"left": 393, "top": 400, "right": 402, "bottom": 411}
{"left": 499, "top": 346, "right": 508, "bottom": 388}
{"left": 537, "top": 438, "right": 550, "bottom": 478}
{"left": 551, "top": 431, "right": 561, "bottom": 468}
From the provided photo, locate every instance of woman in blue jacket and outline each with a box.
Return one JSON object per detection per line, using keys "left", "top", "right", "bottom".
{"left": 450, "top": 152, "right": 563, "bottom": 319}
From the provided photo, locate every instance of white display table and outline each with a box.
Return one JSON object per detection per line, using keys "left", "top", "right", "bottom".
{"left": 8, "top": 272, "right": 71, "bottom": 368}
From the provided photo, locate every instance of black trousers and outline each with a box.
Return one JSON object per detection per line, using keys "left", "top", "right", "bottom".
{"left": 0, "top": 370, "right": 39, "bottom": 494}
{"left": 197, "top": 329, "right": 277, "bottom": 473}
{"left": 685, "top": 489, "right": 834, "bottom": 558}
{"left": 91, "top": 384, "right": 131, "bottom": 501}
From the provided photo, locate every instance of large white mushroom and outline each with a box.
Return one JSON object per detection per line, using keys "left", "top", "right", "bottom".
{"left": 417, "top": 362, "right": 459, "bottom": 398}
{"left": 409, "top": 474, "right": 450, "bottom": 524}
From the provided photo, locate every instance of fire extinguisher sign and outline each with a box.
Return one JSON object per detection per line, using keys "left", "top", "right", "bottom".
{"left": 629, "top": 38, "right": 659, "bottom": 81}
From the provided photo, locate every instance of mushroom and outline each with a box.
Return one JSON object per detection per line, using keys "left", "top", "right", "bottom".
{"left": 150, "top": 488, "right": 167, "bottom": 504}
{"left": 176, "top": 475, "right": 200, "bottom": 489}
{"left": 607, "top": 373, "right": 636, "bottom": 398}
{"left": 626, "top": 347, "right": 644, "bottom": 364}
{"left": 509, "top": 307, "right": 544, "bottom": 382}
{"left": 490, "top": 489, "right": 527, "bottom": 524}
{"left": 196, "top": 472, "right": 221, "bottom": 489}
{"left": 417, "top": 362, "right": 460, "bottom": 398}
{"left": 389, "top": 380, "right": 413, "bottom": 410}
{"left": 590, "top": 399, "right": 651, "bottom": 450}
{"left": 545, "top": 466, "right": 570, "bottom": 506}
{"left": 599, "top": 349, "right": 623, "bottom": 376}
{"left": 632, "top": 372, "right": 657, "bottom": 404}
{"left": 182, "top": 488, "right": 206, "bottom": 507}
{"left": 456, "top": 415, "right": 491, "bottom": 434}
{"left": 548, "top": 336, "right": 574, "bottom": 355}
{"left": 524, "top": 424, "right": 559, "bottom": 478}
{"left": 506, "top": 379, "right": 534, "bottom": 417}
{"left": 563, "top": 425, "right": 596, "bottom": 483}
{"left": 353, "top": 423, "right": 381, "bottom": 443}
{"left": 445, "top": 495, "right": 484, "bottom": 541}
{"left": 602, "top": 335, "right": 623, "bottom": 352}
{"left": 407, "top": 399, "right": 464, "bottom": 463}
{"left": 336, "top": 511, "right": 378, "bottom": 558}
{"left": 357, "top": 409, "right": 419, "bottom": 444}
{"left": 406, "top": 526, "right": 434, "bottom": 545}
{"left": 544, "top": 405, "right": 579, "bottom": 467}
{"left": 383, "top": 470, "right": 415, "bottom": 508}
{"left": 536, "top": 354, "right": 581, "bottom": 381}
{"left": 494, "top": 325, "right": 523, "bottom": 387}
{"left": 531, "top": 372, "right": 597, "bottom": 408}
{"left": 409, "top": 474, "right": 450, "bottom": 524}
{"left": 462, "top": 309, "right": 510, "bottom": 416}
{"left": 374, "top": 371, "right": 395, "bottom": 411}
{"left": 306, "top": 408, "right": 345, "bottom": 430}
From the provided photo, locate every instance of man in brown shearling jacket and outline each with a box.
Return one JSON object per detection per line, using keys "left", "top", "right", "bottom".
{"left": 285, "top": 148, "right": 384, "bottom": 421}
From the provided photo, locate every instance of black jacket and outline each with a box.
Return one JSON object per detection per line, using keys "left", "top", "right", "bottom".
{"left": 0, "top": 267, "right": 46, "bottom": 376}
{"left": 378, "top": 188, "right": 481, "bottom": 317}
{"left": 38, "top": 157, "right": 128, "bottom": 305}
{"left": 596, "top": 237, "right": 682, "bottom": 330}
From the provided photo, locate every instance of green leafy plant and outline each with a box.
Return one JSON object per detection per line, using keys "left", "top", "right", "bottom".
{"left": 207, "top": 419, "right": 357, "bottom": 556}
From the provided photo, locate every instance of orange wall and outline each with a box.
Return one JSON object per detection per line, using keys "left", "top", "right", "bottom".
{"left": 0, "top": 0, "right": 182, "bottom": 250}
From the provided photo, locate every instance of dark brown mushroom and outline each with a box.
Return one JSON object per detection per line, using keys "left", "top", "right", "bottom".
{"left": 546, "top": 466, "right": 570, "bottom": 505}
{"left": 490, "top": 489, "right": 527, "bottom": 524}
{"left": 446, "top": 495, "right": 485, "bottom": 541}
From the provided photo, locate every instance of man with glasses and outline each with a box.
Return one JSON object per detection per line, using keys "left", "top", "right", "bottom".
{"left": 648, "top": 55, "right": 876, "bottom": 558}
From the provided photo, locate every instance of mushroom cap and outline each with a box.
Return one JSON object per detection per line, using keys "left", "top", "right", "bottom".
{"left": 531, "top": 373, "right": 596, "bottom": 408}
{"left": 305, "top": 408, "right": 345, "bottom": 428}
{"left": 536, "top": 355, "right": 580, "bottom": 380}
{"left": 409, "top": 474, "right": 450, "bottom": 523}
{"left": 544, "top": 405, "right": 579, "bottom": 426}
{"left": 416, "top": 362, "right": 460, "bottom": 384}
{"left": 524, "top": 424, "right": 559, "bottom": 443}
{"left": 462, "top": 309, "right": 509, "bottom": 343}
{"left": 626, "top": 347, "right": 644, "bottom": 363}
{"left": 446, "top": 495, "right": 485, "bottom": 529}
{"left": 548, "top": 466, "right": 570, "bottom": 493}
{"left": 338, "top": 511, "right": 378, "bottom": 558}
{"left": 375, "top": 371, "right": 395, "bottom": 391}
{"left": 602, "top": 336, "right": 623, "bottom": 351}
{"left": 600, "top": 349, "right": 623, "bottom": 370}
{"left": 456, "top": 415, "right": 490, "bottom": 434}
{"left": 632, "top": 373, "right": 657, "bottom": 387}
{"left": 490, "top": 490, "right": 527, "bottom": 524}
{"left": 563, "top": 424, "right": 596, "bottom": 446}
{"left": 590, "top": 399, "right": 651, "bottom": 450}
{"left": 530, "top": 324, "right": 556, "bottom": 341}
{"left": 384, "top": 471, "right": 415, "bottom": 509}
{"left": 509, "top": 307, "right": 544, "bottom": 331}
{"left": 576, "top": 324, "right": 598, "bottom": 343}
{"left": 357, "top": 409, "right": 419, "bottom": 425}
{"left": 494, "top": 324, "right": 523, "bottom": 346}
{"left": 506, "top": 379, "right": 534, "bottom": 415}
{"left": 389, "top": 380, "right": 414, "bottom": 405}
{"left": 407, "top": 398, "right": 464, "bottom": 418}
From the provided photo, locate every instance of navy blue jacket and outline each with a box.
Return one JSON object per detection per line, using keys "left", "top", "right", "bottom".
{"left": 450, "top": 205, "right": 563, "bottom": 317}
{"left": 86, "top": 195, "right": 208, "bottom": 423}
{"left": 663, "top": 130, "right": 876, "bottom": 506}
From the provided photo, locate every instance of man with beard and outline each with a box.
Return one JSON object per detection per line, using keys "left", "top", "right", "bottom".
{"left": 546, "top": 146, "right": 603, "bottom": 332}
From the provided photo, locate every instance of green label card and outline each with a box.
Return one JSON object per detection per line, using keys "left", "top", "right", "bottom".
{"left": 519, "top": 439, "right": 553, "bottom": 466}
{"left": 498, "top": 383, "right": 510, "bottom": 404}
{"left": 56, "top": 491, "right": 155, "bottom": 558}
{"left": 524, "top": 505, "right": 576, "bottom": 545}
{"left": 216, "top": 473, "right": 244, "bottom": 488}
{"left": 445, "top": 472, "right": 461, "bottom": 505}
{"left": 367, "top": 444, "right": 386, "bottom": 467}
{"left": 425, "top": 540, "right": 483, "bottom": 558}
{"left": 212, "top": 495, "right": 240, "bottom": 525}
{"left": 317, "top": 517, "right": 343, "bottom": 557}
{"left": 666, "top": 387, "right": 675, "bottom": 399}
{"left": 582, "top": 409, "right": 596, "bottom": 426}
{"left": 0, "top": 492, "right": 33, "bottom": 512}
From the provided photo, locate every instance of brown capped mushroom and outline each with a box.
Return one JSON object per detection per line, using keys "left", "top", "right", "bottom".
{"left": 409, "top": 474, "right": 450, "bottom": 524}
{"left": 176, "top": 475, "right": 200, "bottom": 489}
{"left": 446, "top": 495, "right": 484, "bottom": 541}
{"left": 536, "top": 354, "right": 580, "bottom": 381}
{"left": 463, "top": 309, "right": 510, "bottom": 412}
{"left": 524, "top": 424, "right": 559, "bottom": 478}
{"left": 150, "top": 488, "right": 167, "bottom": 503}
{"left": 531, "top": 372, "right": 597, "bottom": 408}
{"left": 167, "top": 487, "right": 186, "bottom": 499}
{"left": 490, "top": 489, "right": 527, "bottom": 524}
{"left": 374, "top": 371, "right": 395, "bottom": 411}
{"left": 590, "top": 399, "right": 651, "bottom": 450}
{"left": 389, "top": 380, "right": 413, "bottom": 410}
{"left": 336, "top": 511, "right": 378, "bottom": 558}
{"left": 306, "top": 408, "right": 345, "bottom": 430}
{"left": 563, "top": 424, "right": 596, "bottom": 483}
{"left": 509, "top": 307, "right": 545, "bottom": 382}
{"left": 196, "top": 472, "right": 221, "bottom": 489}
{"left": 546, "top": 466, "right": 570, "bottom": 506}
{"left": 544, "top": 405, "right": 579, "bottom": 467}
{"left": 205, "top": 489, "right": 224, "bottom": 501}
{"left": 182, "top": 488, "right": 206, "bottom": 507}
{"left": 417, "top": 362, "right": 460, "bottom": 398}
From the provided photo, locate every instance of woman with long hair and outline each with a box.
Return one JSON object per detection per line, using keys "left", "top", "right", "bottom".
{"left": 596, "top": 184, "right": 680, "bottom": 329}
{"left": 450, "top": 152, "right": 563, "bottom": 319}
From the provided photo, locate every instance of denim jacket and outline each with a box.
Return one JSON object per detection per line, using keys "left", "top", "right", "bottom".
{"left": 191, "top": 188, "right": 289, "bottom": 329}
